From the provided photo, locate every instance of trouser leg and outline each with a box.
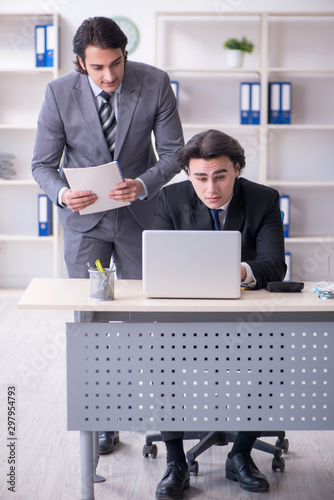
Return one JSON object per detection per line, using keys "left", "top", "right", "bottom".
{"left": 229, "top": 431, "right": 261, "bottom": 457}
{"left": 160, "top": 432, "right": 186, "bottom": 464}
{"left": 62, "top": 207, "right": 143, "bottom": 279}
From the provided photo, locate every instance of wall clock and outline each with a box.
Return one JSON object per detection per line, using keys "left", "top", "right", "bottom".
{"left": 113, "top": 16, "right": 139, "bottom": 54}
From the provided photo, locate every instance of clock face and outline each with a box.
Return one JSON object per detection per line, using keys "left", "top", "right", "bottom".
{"left": 113, "top": 16, "right": 139, "bottom": 54}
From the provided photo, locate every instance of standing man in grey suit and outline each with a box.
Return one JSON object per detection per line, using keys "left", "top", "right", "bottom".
{"left": 31, "top": 16, "right": 184, "bottom": 453}
{"left": 153, "top": 129, "right": 286, "bottom": 499}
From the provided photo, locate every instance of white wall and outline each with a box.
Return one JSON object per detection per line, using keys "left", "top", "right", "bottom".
{"left": 1, "top": 0, "right": 334, "bottom": 74}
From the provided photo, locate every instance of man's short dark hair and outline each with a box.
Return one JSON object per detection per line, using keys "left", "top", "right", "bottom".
{"left": 73, "top": 16, "right": 128, "bottom": 74}
{"left": 178, "top": 129, "right": 246, "bottom": 173}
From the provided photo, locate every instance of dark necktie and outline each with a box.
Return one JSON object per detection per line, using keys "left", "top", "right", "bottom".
{"left": 99, "top": 91, "right": 117, "bottom": 157}
{"left": 210, "top": 208, "right": 221, "bottom": 231}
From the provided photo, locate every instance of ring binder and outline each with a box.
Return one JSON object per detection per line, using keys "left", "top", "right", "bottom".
{"left": 250, "top": 82, "right": 260, "bottom": 125}
{"left": 35, "top": 25, "right": 46, "bottom": 67}
{"left": 240, "top": 82, "right": 261, "bottom": 125}
{"left": 279, "top": 195, "right": 290, "bottom": 238}
{"left": 240, "top": 82, "right": 250, "bottom": 124}
{"left": 269, "top": 82, "right": 291, "bottom": 124}
{"left": 45, "top": 24, "right": 55, "bottom": 67}
{"left": 170, "top": 81, "right": 179, "bottom": 103}
{"left": 38, "top": 194, "right": 53, "bottom": 236}
{"left": 284, "top": 252, "right": 292, "bottom": 282}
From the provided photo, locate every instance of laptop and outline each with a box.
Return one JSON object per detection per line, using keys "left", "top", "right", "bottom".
{"left": 142, "top": 230, "right": 241, "bottom": 299}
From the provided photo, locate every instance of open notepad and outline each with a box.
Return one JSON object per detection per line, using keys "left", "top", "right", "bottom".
{"left": 63, "top": 161, "right": 130, "bottom": 215}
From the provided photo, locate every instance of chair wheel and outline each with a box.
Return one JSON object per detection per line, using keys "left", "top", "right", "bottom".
{"left": 275, "top": 437, "right": 289, "bottom": 453}
{"left": 272, "top": 456, "right": 285, "bottom": 472}
{"left": 188, "top": 460, "right": 199, "bottom": 475}
{"left": 142, "top": 443, "right": 158, "bottom": 458}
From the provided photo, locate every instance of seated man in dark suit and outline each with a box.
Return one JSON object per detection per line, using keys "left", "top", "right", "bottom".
{"left": 153, "top": 129, "right": 286, "bottom": 499}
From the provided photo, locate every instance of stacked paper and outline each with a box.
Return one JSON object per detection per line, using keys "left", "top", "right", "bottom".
{"left": 0, "top": 153, "right": 16, "bottom": 179}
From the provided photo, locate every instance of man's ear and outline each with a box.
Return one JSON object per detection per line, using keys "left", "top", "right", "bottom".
{"left": 234, "top": 163, "right": 240, "bottom": 178}
{"left": 78, "top": 56, "right": 86, "bottom": 72}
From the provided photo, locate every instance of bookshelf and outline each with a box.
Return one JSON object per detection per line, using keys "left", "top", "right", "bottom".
{"left": 155, "top": 11, "right": 334, "bottom": 283}
{"left": 0, "top": 12, "right": 61, "bottom": 288}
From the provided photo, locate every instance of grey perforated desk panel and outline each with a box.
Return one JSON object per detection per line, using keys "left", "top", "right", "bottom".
{"left": 18, "top": 279, "right": 334, "bottom": 500}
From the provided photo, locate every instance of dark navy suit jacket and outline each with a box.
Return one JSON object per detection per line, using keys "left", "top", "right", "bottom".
{"left": 152, "top": 177, "right": 286, "bottom": 289}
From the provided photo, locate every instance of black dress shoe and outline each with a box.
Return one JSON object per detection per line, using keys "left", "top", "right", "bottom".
{"left": 98, "top": 431, "right": 120, "bottom": 455}
{"left": 155, "top": 461, "right": 190, "bottom": 500}
{"left": 225, "top": 452, "right": 270, "bottom": 492}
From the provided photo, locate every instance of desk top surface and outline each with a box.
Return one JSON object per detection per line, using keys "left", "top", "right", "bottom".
{"left": 17, "top": 278, "right": 334, "bottom": 313}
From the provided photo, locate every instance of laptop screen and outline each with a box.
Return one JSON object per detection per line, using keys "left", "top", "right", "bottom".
{"left": 142, "top": 230, "right": 241, "bottom": 299}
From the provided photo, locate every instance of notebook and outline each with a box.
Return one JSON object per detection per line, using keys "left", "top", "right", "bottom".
{"left": 63, "top": 161, "right": 130, "bottom": 215}
{"left": 142, "top": 230, "right": 241, "bottom": 299}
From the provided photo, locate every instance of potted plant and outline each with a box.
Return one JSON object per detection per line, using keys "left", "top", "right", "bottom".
{"left": 223, "top": 36, "right": 254, "bottom": 68}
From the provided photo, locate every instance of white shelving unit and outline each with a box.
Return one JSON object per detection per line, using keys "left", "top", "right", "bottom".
{"left": 0, "top": 12, "right": 62, "bottom": 288}
{"left": 156, "top": 11, "right": 334, "bottom": 283}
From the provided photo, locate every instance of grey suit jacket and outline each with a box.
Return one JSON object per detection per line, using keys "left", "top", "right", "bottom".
{"left": 152, "top": 178, "right": 287, "bottom": 289}
{"left": 31, "top": 61, "right": 184, "bottom": 231}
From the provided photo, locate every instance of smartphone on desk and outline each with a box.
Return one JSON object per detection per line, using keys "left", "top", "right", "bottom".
{"left": 267, "top": 281, "right": 304, "bottom": 293}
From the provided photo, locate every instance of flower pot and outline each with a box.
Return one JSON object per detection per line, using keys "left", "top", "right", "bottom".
{"left": 226, "top": 49, "right": 244, "bottom": 68}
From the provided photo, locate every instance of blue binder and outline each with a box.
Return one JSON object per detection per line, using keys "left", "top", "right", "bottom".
{"left": 170, "top": 81, "right": 179, "bottom": 103}
{"left": 45, "top": 24, "right": 54, "bottom": 67}
{"left": 35, "top": 25, "right": 46, "bottom": 67}
{"left": 38, "top": 194, "right": 53, "bottom": 236}
{"left": 268, "top": 82, "right": 280, "bottom": 123}
{"left": 279, "top": 195, "right": 290, "bottom": 238}
{"left": 240, "top": 82, "right": 251, "bottom": 124}
{"left": 268, "top": 82, "right": 291, "bottom": 124}
{"left": 240, "top": 82, "right": 261, "bottom": 124}
{"left": 280, "top": 82, "right": 291, "bottom": 124}
{"left": 284, "top": 252, "right": 292, "bottom": 281}
{"left": 250, "top": 82, "right": 261, "bottom": 125}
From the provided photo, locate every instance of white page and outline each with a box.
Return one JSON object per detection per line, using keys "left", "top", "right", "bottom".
{"left": 63, "top": 161, "right": 130, "bottom": 215}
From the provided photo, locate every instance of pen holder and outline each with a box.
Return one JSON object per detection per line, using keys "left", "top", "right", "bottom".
{"left": 89, "top": 267, "right": 115, "bottom": 301}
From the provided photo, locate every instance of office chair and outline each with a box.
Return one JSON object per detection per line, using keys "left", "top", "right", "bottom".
{"left": 143, "top": 431, "right": 288, "bottom": 475}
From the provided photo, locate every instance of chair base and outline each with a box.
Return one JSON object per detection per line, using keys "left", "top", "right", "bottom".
{"left": 143, "top": 431, "right": 288, "bottom": 475}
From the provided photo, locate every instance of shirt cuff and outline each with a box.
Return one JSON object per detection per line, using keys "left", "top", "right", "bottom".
{"left": 136, "top": 177, "right": 148, "bottom": 200}
{"left": 58, "top": 186, "right": 68, "bottom": 207}
{"left": 241, "top": 262, "right": 257, "bottom": 288}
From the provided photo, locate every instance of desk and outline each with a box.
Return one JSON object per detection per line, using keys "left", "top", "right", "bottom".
{"left": 18, "top": 279, "right": 334, "bottom": 500}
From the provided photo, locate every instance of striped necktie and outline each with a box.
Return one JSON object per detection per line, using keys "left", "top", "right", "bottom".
{"left": 99, "top": 91, "right": 117, "bottom": 157}
{"left": 210, "top": 209, "right": 222, "bottom": 231}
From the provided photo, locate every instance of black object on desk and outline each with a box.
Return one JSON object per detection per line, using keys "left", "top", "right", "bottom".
{"left": 267, "top": 281, "right": 304, "bottom": 293}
